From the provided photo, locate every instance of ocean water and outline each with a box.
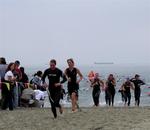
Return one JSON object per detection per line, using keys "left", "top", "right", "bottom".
{"left": 25, "top": 65, "right": 150, "bottom": 107}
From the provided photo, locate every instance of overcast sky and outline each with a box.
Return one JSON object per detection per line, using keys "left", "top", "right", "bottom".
{"left": 0, "top": 0, "right": 150, "bottom": 66}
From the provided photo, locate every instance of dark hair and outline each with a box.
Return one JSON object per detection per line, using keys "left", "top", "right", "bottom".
{"left": 109, "top": 74, "right": 113, "bottom": 77}
{"left": 108, "top": 74, "right": 114, "bottom": 81}
{"left": 6, "top": 63, "right": 14, "bottom": 72}
{"left": 135, "top": 74, "right": 140, "bottom": 78}
{"left": 50, "top": 59, "right": 56, "bottom": 65}
{"left": 34, "top": 71, "right": 42, "bottom": 77}
{"left": 20, "top": 67, "right": 24, "bottom": 73}
{"left": 67, "top": 58, "right": 74, "bottom": 64}
{"left": 15, "top": 60, "right": 20, "bottom": 65}
{"left": 36, "top": 71, "right": 42, "bottom": 77}
{"left": 0, "top": 57, "right": 6, "bottom": 64}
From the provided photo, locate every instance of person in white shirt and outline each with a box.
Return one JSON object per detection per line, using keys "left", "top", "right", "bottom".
{"left": 5, "top": 71, "right": 14, "bottom": 81}
{"left": 34, "top": 89, "right": 45, "bottom": 101}
{"left": 34, "top": 89, "right": 45, "bottom": 107}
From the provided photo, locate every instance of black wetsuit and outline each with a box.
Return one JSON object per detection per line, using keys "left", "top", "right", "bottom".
{"left": 42, "top": 68, "right": 67, "bottom": 118}
{"left": 123, "top": 82, "right": 131, "bottom": 106}
{"left": 105, "top": 88, "right": 109, "bottom": 105}
{"left": 65, "top": 68, "right": 79, "bottom": 96}
{"left": 92, "top": 79, "right": 101, "bottom": 106}
{"left": 107, "top": 80, "right": 115, "bottom": 106}
{"left": 118, "top": 89, "right": 125, "bottom": 102}
{"left": 130, "top": 79, "right": 145, "bottom": 106}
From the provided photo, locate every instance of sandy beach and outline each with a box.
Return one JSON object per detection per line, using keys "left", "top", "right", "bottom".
{"left": 0, "top": 107, "right": 150, "bottom": 130}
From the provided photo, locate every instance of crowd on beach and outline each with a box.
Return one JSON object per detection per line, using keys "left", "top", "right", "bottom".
{"left": 0, "top": 57, "right": 146, "bottom": 118}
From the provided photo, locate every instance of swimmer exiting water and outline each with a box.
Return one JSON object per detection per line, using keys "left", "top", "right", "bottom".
{"left": 91, "top": 73, "right": 104, "bottom": 107}
{"left": 65, "top": 59, "right": 83, "bottom": 112}
{"left": 130, "top": 74, "right": 145, "bottom": 106}
{"left": 106, "top": 74, "right": 116, "bottom": 106}
{"left": 121, "top": 78, "right": 134, "bottom": 106}
{"left": 42, "top": 59, "right": 67, "bottom": 118}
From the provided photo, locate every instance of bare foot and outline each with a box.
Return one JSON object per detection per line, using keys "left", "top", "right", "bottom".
{"left": 59, "top": 107, "right": 63, "bottom": 114}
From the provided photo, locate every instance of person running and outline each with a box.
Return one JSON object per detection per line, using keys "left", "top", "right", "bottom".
{"left": 42, "top": 59, "right": 67, "bottom": 118}
{"left": 120, "top": 78, "right": 134, "bottom": 106}
{"left": 1, "top": 63, "right": 16, "bottom": 110}
{"left": 106, "top": 74, "right": 116, "bottom": 106}
{"left": 64, "top": 58, "right": 83, "bottom": 112}
{"left": 130, "top": 74, "right": 145, "bottom": 106}
{"left": 91, "top": 73, "right": 104, "bottom": 107}
{"left": 105, "top": 85, "right": 109, "bottom": 105}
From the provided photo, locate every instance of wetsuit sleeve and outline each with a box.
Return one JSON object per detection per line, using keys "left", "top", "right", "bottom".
{"left": 130, "top": 78, "right": 134, "bottom": 82}
{"left": 60, "top": 70, "right": 67, "bottom": 84}
{"left": 139, "top": 80, "right": 145, "bottom": 85}
{"left": 64, "top": 69, "right": 68, "bottom": 79}
{"left": 42, "top": 70, "right": 47, "bottom": 83}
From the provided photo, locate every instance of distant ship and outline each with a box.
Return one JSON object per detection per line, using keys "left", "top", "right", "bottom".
{"left": 94, "top": 62, "right": 114, "bottom": 65}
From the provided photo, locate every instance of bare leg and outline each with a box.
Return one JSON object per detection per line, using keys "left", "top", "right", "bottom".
{"left": 71, "top": 92, "right": 77, "bottom": 111}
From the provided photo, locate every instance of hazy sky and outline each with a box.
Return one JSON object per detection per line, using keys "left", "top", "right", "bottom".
{"left": 0, "top": 0, "right": 150, "bottom": 66}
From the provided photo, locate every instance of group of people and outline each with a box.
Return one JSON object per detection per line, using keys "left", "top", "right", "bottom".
{"left": 89, "top": 73, "right": 145, "bottom": 108}
{"left": 119, "top": 75, "right": 145, "bottom": 106}
{"left": 0, "top": 58, "right": 46, "bottom": 110}
{"left": 0, "top": 57, "right": 83, "bottom": 118}
{"left": 0, "top": 57, "right": 146, "bottom": 119}
{"left": 0, "top": 58, "right": 23, "bottom": 110}
{"left": 42, "top": 59, "right": 83, "bottom": 118}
